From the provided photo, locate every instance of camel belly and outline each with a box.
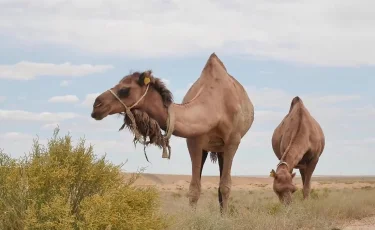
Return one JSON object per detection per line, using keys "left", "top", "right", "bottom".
{"left": 240, "top": 99, "right": 254, "bottom": 137}
{"left": 202, "top": 136, "right": 225, "bottom": 152}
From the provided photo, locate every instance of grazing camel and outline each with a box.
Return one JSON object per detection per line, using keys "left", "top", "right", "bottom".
{"left": 270, "top": 96, "right": 325, "bottom": 205}
{"left": 90, "top": 53, "right": 254, "bottom": 213}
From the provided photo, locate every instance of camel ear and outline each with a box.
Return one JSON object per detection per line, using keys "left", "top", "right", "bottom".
{"left": 291, "top": 172, "right": 296, "bottom": 178}
{"left": 270, "top": 169, "right": 276, "bottom": 178}
{"left": 138, "top": 70, "right": 152, "bottom": 86}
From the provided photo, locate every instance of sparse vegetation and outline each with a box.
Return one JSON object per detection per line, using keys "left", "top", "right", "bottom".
{"left": 0, "top": 128, "right": 168, "bottom": 230}
{"left": 161, "top": 188, "right": 375, "bottom": 230}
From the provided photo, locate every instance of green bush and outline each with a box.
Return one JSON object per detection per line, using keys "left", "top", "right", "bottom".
{"left": 0, "top": 127, "right": 168, "bottom": 230}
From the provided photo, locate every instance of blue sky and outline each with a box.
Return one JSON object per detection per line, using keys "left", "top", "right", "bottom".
{"left": 1, "top": 0, "right": 375, "bottom": 176}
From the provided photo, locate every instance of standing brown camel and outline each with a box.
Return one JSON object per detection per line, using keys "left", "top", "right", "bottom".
{"left": 270, "top": 96, "right": 325, "bottom": 204}
{"left": 90, "top": 53, "right": 254, "bottom": 213}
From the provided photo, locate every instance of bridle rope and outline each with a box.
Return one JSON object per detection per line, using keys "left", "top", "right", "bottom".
{"left": 108, "top": 84, "right": 150, "bottom": 111}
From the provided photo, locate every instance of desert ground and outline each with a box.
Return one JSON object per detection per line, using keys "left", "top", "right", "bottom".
{"left": 129, "top": 173, "right": 375, "bottom": 230}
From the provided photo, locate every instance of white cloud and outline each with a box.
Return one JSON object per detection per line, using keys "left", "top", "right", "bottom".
{"left": 85, "top": 139, "right": 135, "bottom": 156}
{"left": 161, "top": 78, "right": 170, "bottom": 86}
{"left": 246, "top": 86, "right": 291, "bottom": 109}
{"left": 0, "top": 110, "right": 79, "bottom": 122}
{"left": 0, "top": 96, "right": 5, "bottom": 102}
{"left": 0, "top": 132, "right": 33, "bottom": 141}
{"left": 81, "top": 93, "right": 100, "bottom": 107}
{"left": 352, "top": 105, "right": 375, "bottom": 117}
{"left": 259, "top": 70, "right": 273, "bottom": 75}
{"left": 60, "top": 80, "right": 71, "bottom": 87}
{"left": 0, "top": 132, "right": 47, "bottom": 157}
{"left": 0, "top": 0, "right": 374, "bottom": 66}
{"left": 246, "top": 86, "right": 362, "bottom": 110}
{"left": 253, "top": 110, "right": 285, "bottom": 124}
{"left": 0, "top": 61, "right": 113, "bottom": 80}
{"left": 174, "top": 82, "right": 194, "bottom": 102}
{"left": 48, "top": 95, "right": 79, "bottom": 103}
{"left": 42, "top": 123, "right": 60, "bottom": 129}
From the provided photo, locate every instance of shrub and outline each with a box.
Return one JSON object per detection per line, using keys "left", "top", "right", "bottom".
{"left": 0, "top": 127, "right": 168, "bottom": 230}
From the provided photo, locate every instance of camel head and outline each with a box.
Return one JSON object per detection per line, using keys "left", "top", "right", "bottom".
{"left": 91, "top": 70, "right": 173, "bottom": 121}
{"left": 270, "top": 165, "right": 297, "bottom": 205}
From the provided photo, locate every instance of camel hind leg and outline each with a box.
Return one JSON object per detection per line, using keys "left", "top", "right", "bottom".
{"left": 216, "top": 152, "right": 224, "bottom": 212}
{"left": 219, "top": 140, "right": 240, "bottom": 214}
{"left": 303, "top": 157, "right": 319, "bottom": 199}
{"left": 299, "top": 168, "right": 306, "bottom": 186}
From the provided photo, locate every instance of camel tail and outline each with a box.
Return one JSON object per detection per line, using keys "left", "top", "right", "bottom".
{"left": 210, "top": 152, "right": 218, "bottom": 163}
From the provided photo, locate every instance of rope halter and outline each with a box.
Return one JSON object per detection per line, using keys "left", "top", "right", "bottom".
{"left": 108, "top": 84, "right": 150, "bottom": 111}
{"left": 277, "top": 161, "right": 289, "bottom": 169}
{"left": 108, "top": 85, "right": 150, "bottom": 142}
{"left": 107, "top": 84, "right": 174, "bottom": 159}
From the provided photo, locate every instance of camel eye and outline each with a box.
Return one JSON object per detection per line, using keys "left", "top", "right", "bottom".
{"left": 118, "top": 87, "right": 130, "bottom": 98}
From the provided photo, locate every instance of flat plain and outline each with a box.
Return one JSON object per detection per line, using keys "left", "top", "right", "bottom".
{"left": 128, "top": 173, "right": 375, "bottom": 230}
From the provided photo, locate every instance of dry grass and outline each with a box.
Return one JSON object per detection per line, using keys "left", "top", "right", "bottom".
{"left": 314, "top": 177, "right": 375, "bottom": 185}
{"left": 159, "top": 187, "right": 375, "bottom": 230}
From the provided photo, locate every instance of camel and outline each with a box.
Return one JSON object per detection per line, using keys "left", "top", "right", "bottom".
{"left": 90, "top": 53, "right": 254, "bottom": 213}
{"left": 270, "top": 96, "right": 325, "bottom": 205}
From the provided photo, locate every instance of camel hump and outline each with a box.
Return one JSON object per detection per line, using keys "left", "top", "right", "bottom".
{"left": 289, "top": 96, "right": 304, "bottom": 113}
{"left": 201, "top": 52, "right": 228, "bottom": 78}
{"left": 292, "top": 96, "right": 302, "bottom": 103}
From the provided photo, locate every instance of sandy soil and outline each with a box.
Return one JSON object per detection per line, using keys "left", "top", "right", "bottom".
{"left": 343, "top": 216, "right": 375, "bottom": 230}
{"left": 127, "top": 173, "right": 375, "bottom": 192}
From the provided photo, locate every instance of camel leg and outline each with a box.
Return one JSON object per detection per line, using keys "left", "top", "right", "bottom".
{"left": 217, "top": 152, "right": 224, "bottom": 212}
{"left": 219, "top": 143, "right": 239, "bottom": 214}
{"left": 303, "top": 158, "right": 319, "bottom": 199}
{"left": 200, "top": 150, "right": 208, "bottom": 178}
{"left": 299, "top": 168, "right": 306, "bottom": 186}
{"left": 187, "top": 138, "right": 204, "bottom": 208}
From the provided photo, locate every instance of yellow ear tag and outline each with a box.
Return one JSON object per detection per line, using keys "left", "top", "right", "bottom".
{"left": 144, "top": 77, "right": 150, "bottom": 85}
{"left": 269, "top": 169, "right": 276, "bottom": 178}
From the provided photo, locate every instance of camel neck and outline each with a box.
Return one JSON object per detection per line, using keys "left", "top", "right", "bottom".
{"left": 167, "top": 102, "right": 208, "bottom": 138}
{"left": 279, "top": 147, "right": 304, "bottom": 173}
{"left": 146, "top": 95, "right": 215, "bottom": 139}
{"left": 142, "top": 84, "right": 219, "bottom": 138}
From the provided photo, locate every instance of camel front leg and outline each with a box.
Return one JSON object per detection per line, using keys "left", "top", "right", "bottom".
{"left": 186, "top": 138, "right": 204, "bottom": 208}
{"left": 219, "top": 143, "right": 239, "bottom": 214}
{"left": 303, "top": 158, "right": 319, "bottom": 199}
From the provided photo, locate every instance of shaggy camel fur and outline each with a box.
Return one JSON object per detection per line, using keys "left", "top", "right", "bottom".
{"left": 270, "top": 96, "right": 325, "bottom": 205}
{"left": 90, "top": 53, "right": 254, "bottom": 213}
